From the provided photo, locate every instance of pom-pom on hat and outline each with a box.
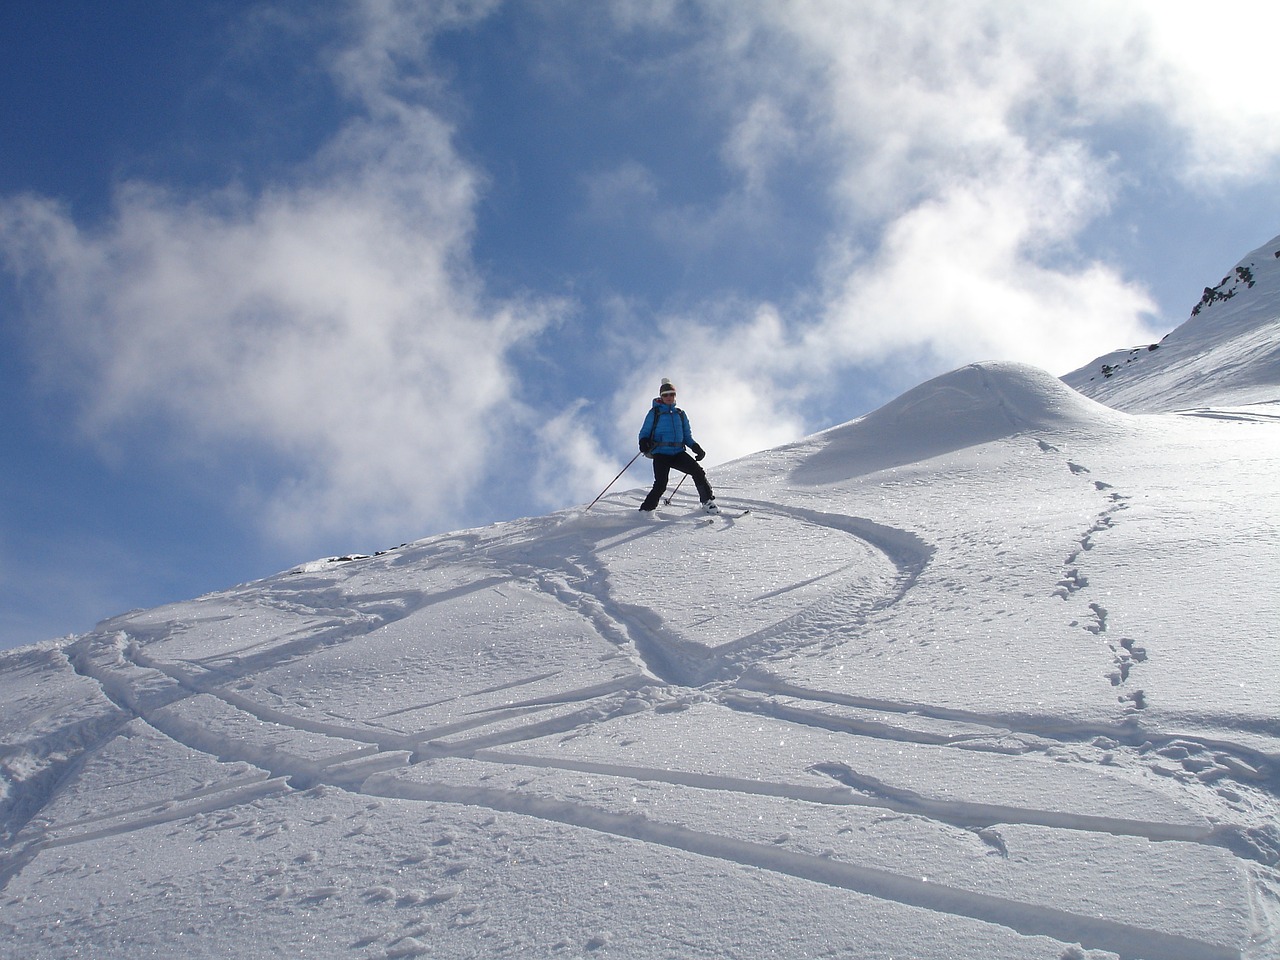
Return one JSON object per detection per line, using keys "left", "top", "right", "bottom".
{"left": 659, "top": 377, "right": 676, "bottom": 396}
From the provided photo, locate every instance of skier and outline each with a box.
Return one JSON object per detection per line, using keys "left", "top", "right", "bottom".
{"left": 638, "top": 377, "right": 718, "bottom": 515}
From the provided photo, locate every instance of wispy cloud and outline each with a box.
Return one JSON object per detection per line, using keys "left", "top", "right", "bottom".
{"left": 0, "top": 0, "right": 559, "bottom": 548}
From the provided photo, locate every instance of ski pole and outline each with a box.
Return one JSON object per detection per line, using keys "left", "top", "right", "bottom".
{"left": 585, "top": 452, "right": 642, "bottom": 512}
{"left": 663, "top": 473, "right": 688, "bottom": 505}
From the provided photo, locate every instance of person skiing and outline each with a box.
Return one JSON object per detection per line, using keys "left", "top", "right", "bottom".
{"left": 637, "top": 377, "right": 718, "bottom": 514}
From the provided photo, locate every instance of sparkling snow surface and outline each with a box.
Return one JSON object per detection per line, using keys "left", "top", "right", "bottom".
{"left": 3, "top": 242, "right": 1280, "bottom": 959}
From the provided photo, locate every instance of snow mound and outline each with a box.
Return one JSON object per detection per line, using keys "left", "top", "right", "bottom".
{"left": 794, "top": 361, "right": 1127, "bottom": 484}
{"left": 1066, "top": 233, "right": 1280, "bottom": 412}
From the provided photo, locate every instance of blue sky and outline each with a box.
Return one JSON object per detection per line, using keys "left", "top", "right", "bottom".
{"left": 4, "top": 0, "right": 1280, "bottom": 651}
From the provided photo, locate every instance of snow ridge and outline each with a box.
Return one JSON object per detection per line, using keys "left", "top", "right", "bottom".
{"left": 1066, "top": 234, "right": 1280, "bottom": 411}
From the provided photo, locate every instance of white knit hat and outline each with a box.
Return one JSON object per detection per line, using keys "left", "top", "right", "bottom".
{"left": 659, "top": 377, "right": 676, "bottom": 395}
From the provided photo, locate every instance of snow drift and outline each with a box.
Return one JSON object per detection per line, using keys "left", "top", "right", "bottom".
{"left": 2, "top": 242, "right": 1280, "bottom": 959}
{"left": 793, "top": 361, "right": 1129, "bottom": 483}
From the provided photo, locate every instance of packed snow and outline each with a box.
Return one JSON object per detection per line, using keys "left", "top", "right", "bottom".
{"left": 2, "top": 236, "right": 1280, "bottom": 959}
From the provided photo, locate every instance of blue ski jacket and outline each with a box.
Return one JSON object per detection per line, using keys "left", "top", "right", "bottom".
{"left": 639, "top": 399, "right": 696, "bottom": 456}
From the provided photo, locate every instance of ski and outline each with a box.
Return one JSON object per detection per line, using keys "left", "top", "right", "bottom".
{"left": 644, "top": 508, "right": 751, "bottom": 524}
{"left": 698, "top": 508, "right": 751, "bottom": 522}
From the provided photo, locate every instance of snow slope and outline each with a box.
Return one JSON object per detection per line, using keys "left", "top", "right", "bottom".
{"left": 1064, "top": 233, "right": 1280, "bottom": 413}
{"left": 3, "top": 291, "right": 1280, "bottom": 956}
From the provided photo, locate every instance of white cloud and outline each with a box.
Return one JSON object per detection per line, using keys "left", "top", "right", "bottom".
{"left": 723, "top": 97, "right": 798, "bottom": 197}
{"left": 783, "top": 1, "right": 1280, "bottom": 196}
{"left": 0, "top": 0, "right": 557, "bottom": 548}
{"left": 582, "top": 161, "right": 660, "bottom": 224}
{"left": 530, "top": 400, "right": 623, "bottom": 511}
{"left": 1127, "top": 0, "right": 1280, "bottom": 183}
{"left": 807, "top": 141, "right": 1157, "bottom": 376}
{"left": 812, "top": 179, "right": 1157, "bottom": 374}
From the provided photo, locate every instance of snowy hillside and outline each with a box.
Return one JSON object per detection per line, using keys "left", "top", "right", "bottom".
{"left": 3, "top": 292, "right": 1280, "bottom": 954}
{"left": 1065, "top": 234, "right": 1280, "bottom": 412}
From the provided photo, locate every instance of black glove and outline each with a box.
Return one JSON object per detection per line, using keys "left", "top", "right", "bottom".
{"left": 691, "top": 443, "right": 705, "bottom": 461}
{"left": 640, "top": 438, "right": 655, "bottom": 454}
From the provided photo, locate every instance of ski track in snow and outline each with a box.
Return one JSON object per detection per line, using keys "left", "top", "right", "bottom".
{"left": 4, "top": 484, "right": 1275, "bottom": 960}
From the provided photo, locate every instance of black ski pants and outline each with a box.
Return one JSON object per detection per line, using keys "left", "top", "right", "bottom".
{"left": 640, "top": 452, "right": 713, "bottom": 510}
